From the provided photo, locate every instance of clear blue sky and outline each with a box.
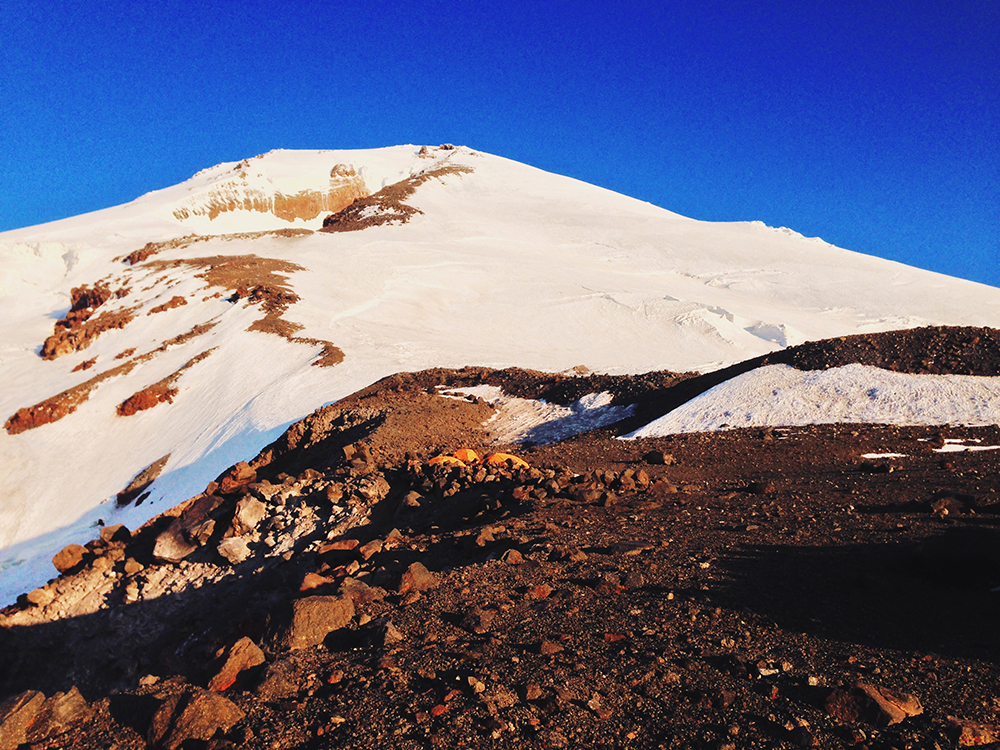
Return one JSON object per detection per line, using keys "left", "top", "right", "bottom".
{"left": 2, "top": 0, "right": 997, "bottom": 287}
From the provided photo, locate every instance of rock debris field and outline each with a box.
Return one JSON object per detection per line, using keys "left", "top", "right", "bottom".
{"left": 1, "top": 327, "right": 1000, "bottom": 749}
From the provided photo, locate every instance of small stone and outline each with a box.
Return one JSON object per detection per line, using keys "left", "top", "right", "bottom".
{"left": 500, "top": 548, "right": 524, "bottom": 565}
{"left": 358, "top": 539, "right": 382, "bottom": 560}
{"left": 99, "top": 523, "right": 131, "bottom": 544}
{"left": 525, "top": 683, "right": 544, "bottom": 701}
{"left": 124, "top": 558, "right": 144, "bottom": 575}
{"left": 461, "top": 607, "right": 496, "bottom": 634}
{"left": 300, "top": 572, "right": 335, "bottom": 592}
{"left": 528, "top": 584, "right": 553, "bottom": 600}
{"left": 382, "top": 620, "right": 404, "bottom": 645}
{"left": 320, "top": 539, "right": 360, "bottom": 553}
{"left": 476, "top": 527, "right": 495, "bottom": 547}
{"left": 124, "top": 580, "right": 140, "bottom": 604}
{"left": 398, "top": 562, "right": 438, "bottom": 594}
{"left": 402, "top": 490, "right": 422, "bottom": 508}
{"left": 26, "top": 587, "right": 55, "bottom": 607}
{"left": 217, "top": 537, "right": 251, "bottom": 565}
{"left": 52, "top": 544, "right": 87, "bottom": 574}
{"left": 643, "top": 450, "right": 674, "bottom": 465}
{"left": 539, "top": 640, "right": 563, "bottom": 655}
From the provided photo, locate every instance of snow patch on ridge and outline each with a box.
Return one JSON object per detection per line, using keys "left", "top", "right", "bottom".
{"left": 442, "top": 385, "right": 634, "bottom": 445}
{"left": 626, "top": 364, "right": 1000, "bottom": 436}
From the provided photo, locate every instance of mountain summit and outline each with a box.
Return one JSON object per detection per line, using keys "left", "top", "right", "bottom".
{"left": 1, "top": 144, "right": 999, "bottom": 603}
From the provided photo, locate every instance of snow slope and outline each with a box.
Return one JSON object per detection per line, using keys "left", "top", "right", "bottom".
{"left": 2, "top": 144, "right": 1000, "bottom": 603}
{"left": 625, "top": 364, "right": 1000, "bottom": 437}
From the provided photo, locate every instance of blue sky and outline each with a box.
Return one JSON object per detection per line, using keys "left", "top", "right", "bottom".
{"left": 2, "top": 0, "right": 997, "bottom": 287}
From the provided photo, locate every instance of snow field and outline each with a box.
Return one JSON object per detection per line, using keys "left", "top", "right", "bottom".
{"left": 626, "top": 364, "right": 1000, "bottom": 437}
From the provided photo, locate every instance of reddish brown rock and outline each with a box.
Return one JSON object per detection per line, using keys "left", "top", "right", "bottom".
{"left": 52, "top": 543, "right": 87, "bottom": 574}
{"left": 26, "top": 687, "right": 91, "bottom": 744}
{"left": 218, "top": 462, "right": 256, "bottom": 494}
{"left": 117, "top": 384, "right": 178, "bottom": 416}
{"left": 208, "top": 637, "right": 265, "bottom": 691}
{"left": 947, "top": 716, "right": 1000, "bottom": 746}
{"left": 398, "top": 562, "right": 438, "bottom": 594}
{"left": 0, "top": 690, "right": 45, "bottom": 750}
{"left": 825, "top": 683, "right": 923, "bottom": 726}
{"left": 272, "top": 595, "right": 355, "bottom": 651}
{"left": 148, "top": 295, "right": 188, "bottom": 314}
{"left": 147, "top": 689, "right": 244, "bottom": 750}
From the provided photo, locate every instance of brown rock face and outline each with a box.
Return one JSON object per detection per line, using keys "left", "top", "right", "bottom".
{"left": 117, "top": 385, "right": 178, "bottom": 416}
{"left": 40, "top": 282, "right": 134, "bottom": 361}
{"left": 171, "top": 167, "right": 367, "bottom": 223}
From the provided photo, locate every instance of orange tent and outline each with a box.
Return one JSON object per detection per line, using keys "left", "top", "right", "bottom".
{"left": 484, "top": 452, "right": 529, "bottom": 469}
{"left": 428, "top": 455, "right": 466, "bottom": 467}
{"left": 452, "top": 448, "right": 481, "bottom": 463}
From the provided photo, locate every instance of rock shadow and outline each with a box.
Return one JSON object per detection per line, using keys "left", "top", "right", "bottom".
{"left": 713, "top": 525, "right": 1000, "bottom": 664}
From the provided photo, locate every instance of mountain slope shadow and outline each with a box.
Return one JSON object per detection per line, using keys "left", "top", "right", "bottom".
{"left": 713, "top": 525, "right": 1000, "bottom": 664}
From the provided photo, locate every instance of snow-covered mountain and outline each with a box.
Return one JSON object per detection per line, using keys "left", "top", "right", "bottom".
{"left": 2, "top": 144, "right": 999, "bottom": 603}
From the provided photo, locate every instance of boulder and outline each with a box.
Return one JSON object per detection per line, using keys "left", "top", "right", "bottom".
{"left": 147, "top": 689, "right": 244, "bottom": 750}
{"left": 208, "top": 637, "right": 265, "bottom": 691}
{"left": 153, "top": 521, "right": 198, "bottom": 563}
{"left": 217, "top": 537, "right": 251, "bottom": 565}
{"left": 229, "top": 497, "right": 267, "bottom": 536}
{"left": 218, "top": 462, "right": 256, "bottom": 494}
{"left": 26, "top": 687, "right": 92, "bottom": 744}
{"left": 99, "top": 523, "right": 131, "bottom": 544}
{"left": 398, "top": 562, "right": 438, "bottom": 594}
{"left": 271, "top": 595, "right": 355, "bottom": 651}
{"left": 0, "top": 690, "right": 45, "bottom": 750}
{"left": 825, "top": 683, "right": 922, "bottom": 726}
{"left": 26, "top": 586, "right": 55, "bottom": 607}
{"left": 52, "top": 544, "right": 87, "bottom": 574}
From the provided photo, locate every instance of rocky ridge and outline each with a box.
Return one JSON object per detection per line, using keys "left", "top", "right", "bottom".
{"left": 1, "top": 327, "right": 1000, "bottom": 748}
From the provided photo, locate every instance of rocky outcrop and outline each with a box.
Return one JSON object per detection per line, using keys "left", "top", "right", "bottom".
{"left": 40, "top": 283, "right": 134, "bottom": 360}
{"left": 321, "top": 163, "right": 472, "bottom": 232}
{"left": 171, "top": 164, "right": 367, "bottom": 223}
{"left": 116, "top": 349, "right": 215, "bottom": 417}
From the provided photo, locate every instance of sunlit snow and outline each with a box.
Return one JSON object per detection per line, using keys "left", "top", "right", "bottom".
{"left": 626, "top": 364, "right": 1000, "bottom": 437}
